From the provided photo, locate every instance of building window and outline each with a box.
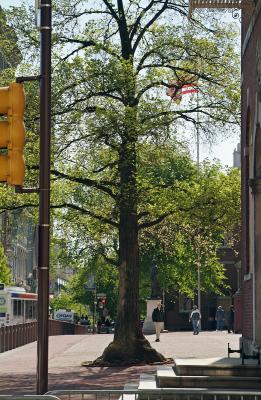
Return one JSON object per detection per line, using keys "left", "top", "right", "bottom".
{"left": 13, "top": 299, "right": 23, "bottom": 316}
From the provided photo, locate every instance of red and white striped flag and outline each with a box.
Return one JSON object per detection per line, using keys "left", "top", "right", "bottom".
{"left": 166, "top": 81, "right": 198, "bottom": 103}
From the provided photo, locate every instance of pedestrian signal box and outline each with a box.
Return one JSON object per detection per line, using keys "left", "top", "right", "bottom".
{"left": 0, "top": 82, "right": 26, "bottom": 186}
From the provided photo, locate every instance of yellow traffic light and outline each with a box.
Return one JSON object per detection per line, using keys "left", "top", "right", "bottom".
{"left": 0, "top": 82, "right": 26, "bottom": 186}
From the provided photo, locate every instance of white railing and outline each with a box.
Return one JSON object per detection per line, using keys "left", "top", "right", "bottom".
{"left": 46, "top": 389, "right": 261, "bottom": 400}
{"left": 2, "top": 389, "right": 261, "bottom": 400}
{"left": 0, "top": 396, "right": 59, "bottom": 400}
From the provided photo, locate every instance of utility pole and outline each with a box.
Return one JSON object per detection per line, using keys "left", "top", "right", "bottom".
{"left": 37, "top": 0, "right": 51, "bottom": 394}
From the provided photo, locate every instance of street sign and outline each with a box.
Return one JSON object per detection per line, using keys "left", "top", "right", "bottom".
{"left": 53, "top": 310, "right": 74, "bottom": 323}
{"left": 84, "top": 284, "right": 96, "bottom": 291}
{"left": 84, "top": 275, "right": 96, "bottom": 291}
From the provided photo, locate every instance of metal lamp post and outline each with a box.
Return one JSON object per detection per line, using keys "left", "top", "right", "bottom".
{"left": 36, "top": 0, "right": 52, "bottom": 394}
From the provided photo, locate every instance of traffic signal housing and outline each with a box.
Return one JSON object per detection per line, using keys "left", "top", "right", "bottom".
{"left": 97, "top": 297, "right": 106, "bottom": 309}
{"left": 0, "top": 82, "right": 26, "bottom": 186}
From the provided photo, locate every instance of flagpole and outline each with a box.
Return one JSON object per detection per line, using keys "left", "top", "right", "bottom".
{"left": 196, "top": 92, "right": 199, "bottom": 169}
{"left": 196, "top": 89, "right": 201, "bottom": 329}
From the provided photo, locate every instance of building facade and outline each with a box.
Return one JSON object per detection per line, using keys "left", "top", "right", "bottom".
{"left": 0, "top": 210, "right": 38, "bottom": 292}
{"left": 241, "top": 0, "right": 261, "bottom": 354}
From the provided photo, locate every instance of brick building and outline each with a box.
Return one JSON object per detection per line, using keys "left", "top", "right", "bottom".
{"left": 241, "top": 0, "right": 261, "bottom": 354}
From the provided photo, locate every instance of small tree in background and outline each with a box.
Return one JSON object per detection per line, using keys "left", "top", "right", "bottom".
{"left": 0, "top": 244, "right": 11, "bottom": 285}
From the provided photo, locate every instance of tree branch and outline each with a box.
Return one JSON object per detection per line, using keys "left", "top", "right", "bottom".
{"left": 51, "top": 169, "right": 116, "bottom": 199}
{"left": 0, "top": 203, "right": 38, "bottom": 213}
{"left": 101, "top": 252, "right": 119, "bottom": 267}
{"left": 55, "top": 134, "right": 92, "bottom": 156}
{"left": 59, "top": 36, "right": 120, "bottom": 60}
{"left": 138, "top": 211, "right": 172, "bottom": 230}
{"left": 102, "top": 0, "right": 119, "bottom": 21}
{"left": 52, "top": 202, "right": 119, "bottom": 228}
{"left": 129, "top": 0, "right": 156, "bottom": 42}
{"left": 98, "top": 245, "right": 119, "bottom": 267}
{"left": 132, "top": 0, "right": 169, "bottom": 54}
{"left": 138, "top": 64, "right": 220, "bottom": 85}
{"left": 93, "top": 161, "right": 117, "bottom": 174}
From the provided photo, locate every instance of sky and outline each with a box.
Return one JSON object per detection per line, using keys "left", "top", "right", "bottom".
{"left": 1, "top": 0, "right": 241, "bottom": 167}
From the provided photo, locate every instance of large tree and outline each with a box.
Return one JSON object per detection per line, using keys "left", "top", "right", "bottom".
{"left": 5, "top": 0, "right": 240, "bottom": 363}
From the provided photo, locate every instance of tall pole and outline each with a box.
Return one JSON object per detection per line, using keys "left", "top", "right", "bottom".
{"left": 196, "top": 117, "right": 199, "bottom": 169}
{"left": 197, "top": 249, "right": 201, "bottom": 312}
{"left": 94, "top": 288, "right": 97, "bottom": 333}
{"left": 37, "top": 0, "right": 51, "bottom": 394}
{"left": 196, "top": 91, "right": 201, "bottom": 324}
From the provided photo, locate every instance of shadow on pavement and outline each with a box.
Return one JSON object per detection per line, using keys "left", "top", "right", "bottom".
{"left": 0, "top": 364, "right": 163, "bottom": 395}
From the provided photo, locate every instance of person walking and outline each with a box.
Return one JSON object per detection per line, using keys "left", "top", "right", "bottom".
{"left": 215, "top": 305, "right": 225, "bottom": 331}
{"left": 189, "top": 305, "right": 201, "bottom": 335}
{"left": 227, "top": 305, "right": 235, "bottom": 333}
{"left": 152, "top": 302, "right": 164, "bottom": 342}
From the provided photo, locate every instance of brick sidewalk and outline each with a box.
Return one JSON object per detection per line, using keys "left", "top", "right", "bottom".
{"left": 0, "top": 331, "right": 241, "bottom": 395}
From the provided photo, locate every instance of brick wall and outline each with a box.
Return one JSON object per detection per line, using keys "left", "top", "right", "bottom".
{"left": 240, "top": 1, "right": 261, "bottom": 346}
{"left": 0, "top": 320, "right": 91, "bottom": 353}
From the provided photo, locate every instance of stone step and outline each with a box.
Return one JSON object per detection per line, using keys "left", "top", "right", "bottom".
{"left": 156, "top": 366, "right": 261, "bottom": 389}
{"left": 158, "top": 375, "right": 261, "bottom": 389}
{"left": 174, "top": 357, "right": 261, "bottom": 377}
{"left": 138, "top": 374, "right": 157, "bottom": 390}
{"left": 175, "top": 363, "right": 261, "bottom": 377}
{"left": 124, "top": 383, "right": 139, "bottom": 390}
{"left": 157, "top": 365, "right": 176, "bottom": 378}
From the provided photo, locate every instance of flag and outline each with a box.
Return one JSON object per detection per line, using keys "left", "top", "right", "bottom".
{"left": 182, "top": 88, "right": 199, "bottom": 95}
{"left": 166, "top": 81, "right": 198, "bottom": 103}
{"left": 166, "top": 84, "right": 182, "bottom": 103}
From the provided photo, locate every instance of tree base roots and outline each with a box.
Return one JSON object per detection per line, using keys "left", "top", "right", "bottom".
{"left": 82, "top": 338, "right": 169, "bottom": 366}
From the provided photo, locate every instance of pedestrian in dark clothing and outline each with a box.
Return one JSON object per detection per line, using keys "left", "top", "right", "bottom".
{"left": 105, "top": 318, "right": 111, "bottom": 334}
{"left": 189, "top": 305, "right": 201, "bottom": 335}
{"left": 227, "top": 305, "right": 235, "bottom": 333}
{"left": 152, "top": 302, "right": 164, "bottom": 342}
{"left": 215, "top": 305, "right": 225, "bottom": 331}
{"left": 80, "top": 317, "right": 88, "bottom": 326}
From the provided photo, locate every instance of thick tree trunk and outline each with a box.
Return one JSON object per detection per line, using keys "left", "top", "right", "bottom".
{"left": 94, "top": 139, "right": 165, "bottom": 365}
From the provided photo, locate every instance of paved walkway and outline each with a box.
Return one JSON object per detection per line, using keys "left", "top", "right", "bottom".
{"left": 0, "top": 331, "right": 241, "bottom": 395}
